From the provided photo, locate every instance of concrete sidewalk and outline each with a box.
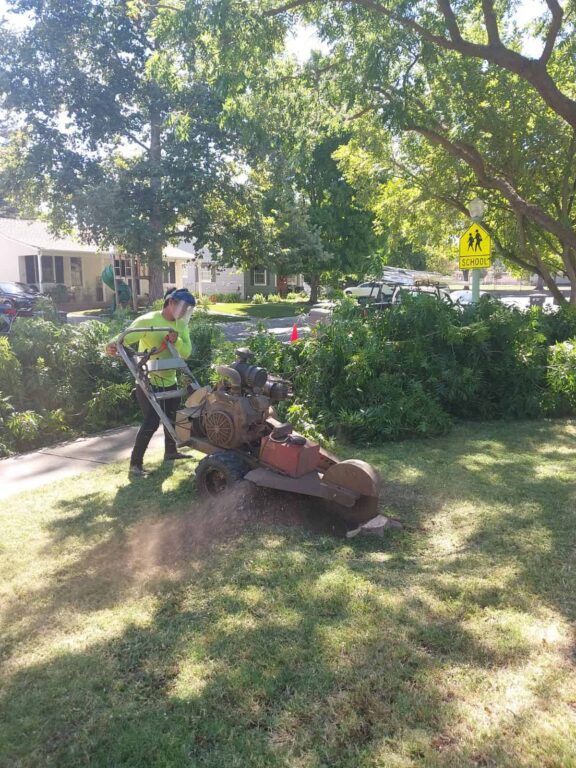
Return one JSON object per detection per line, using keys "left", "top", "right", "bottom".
{"left": 0, "top": 426, "right": 165, "bottom": 500}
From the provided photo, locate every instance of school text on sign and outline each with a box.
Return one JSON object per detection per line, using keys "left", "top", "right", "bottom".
{"left": 459, "top": 222, "right": 492, "bottom": 270}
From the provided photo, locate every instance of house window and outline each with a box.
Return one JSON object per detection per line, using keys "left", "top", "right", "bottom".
{"left": 201, "top": 265, "right": 217, "bottom": 283}
{"left": 163, "top": 261, "right": 176, "bottom": 283}
{"left": 114, "top": 258, "right": 133, "bottom": 278}
{"left": 70, "top": 257, "right": 83, "bottom": 287}
{"left": 25, "top": 254, "right": 38, "bottom": 284}
{"left": 41, "top": 255, "right": 64, "bottom": 283}
{"left": 252, "top": 268, "right": 267, "bottom": 286}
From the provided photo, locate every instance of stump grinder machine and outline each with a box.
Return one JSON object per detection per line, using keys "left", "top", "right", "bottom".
{"left": 117, "top": 327, "right": 382, "bottom": 525}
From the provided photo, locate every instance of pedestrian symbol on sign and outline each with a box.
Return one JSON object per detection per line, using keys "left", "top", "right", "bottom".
{"left": 459, "top": 222, "right": 492, "bottom": 269}
{"left": 474, "top": 228, "right": 483, "bottom": 251}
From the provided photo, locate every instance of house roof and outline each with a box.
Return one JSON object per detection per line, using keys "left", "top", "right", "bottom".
{"left": 0, "top": 218, "right": 108, "bottom": 253}
{"left": 0, "top": 218, "right": 191, "bottom": 259}
{"left": 165, "top": 244, "right": 194, "bottom": 261}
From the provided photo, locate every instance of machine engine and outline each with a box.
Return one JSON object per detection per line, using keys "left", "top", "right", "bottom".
{"left": 175, "top": 348, "right": 289, "bottom": 449}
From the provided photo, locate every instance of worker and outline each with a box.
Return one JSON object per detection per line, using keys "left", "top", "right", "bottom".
{"left": 106, "top": 287, "right": 196, "bottom": 477}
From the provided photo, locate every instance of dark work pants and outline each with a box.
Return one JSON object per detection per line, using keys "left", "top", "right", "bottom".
{"left": 130, "top": 383, "right": 178, "bottom": 468}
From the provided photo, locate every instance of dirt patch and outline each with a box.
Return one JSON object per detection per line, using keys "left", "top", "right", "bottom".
{"left": 125, "top": 482, "right": 348, "bottom": 578}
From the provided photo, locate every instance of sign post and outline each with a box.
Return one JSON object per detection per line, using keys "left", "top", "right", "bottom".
{"left": 460, "top": 199, "right": 491, "bottom": 302}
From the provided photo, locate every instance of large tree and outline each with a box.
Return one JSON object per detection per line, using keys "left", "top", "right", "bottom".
{"left": 217, "top": 55, "right": 386, "bottom": 300}
{"left": 334, "top": 64, "right": 575, "bottom": 302}
{"left": 261, "top": 0, "right": 576, "bottom": 299}
{"left": 0, "top": 0, "right": 254, "bottom": 297}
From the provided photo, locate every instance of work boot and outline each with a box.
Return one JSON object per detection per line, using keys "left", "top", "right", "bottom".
{"left": 129, "top": 465, "right": 149, "bottom": 478}
{"left": 164, "top": 452, "right": 192, "bottom": 461}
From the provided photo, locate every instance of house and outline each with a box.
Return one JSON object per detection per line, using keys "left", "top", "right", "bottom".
{"left": 0, "top": 217, "right": 307, "bottom": 307}
{"left": 0, "top": 218, "right": 192, "bottom": 308}
{"left": 178, "top": 244, "right": 305, "bottom": 299}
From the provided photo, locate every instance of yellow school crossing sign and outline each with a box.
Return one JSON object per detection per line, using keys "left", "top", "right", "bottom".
{"left": 459, "top": 223, "right": 492, "bottom": 269}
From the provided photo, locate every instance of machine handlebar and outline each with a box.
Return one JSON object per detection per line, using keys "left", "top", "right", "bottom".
{"left": 116, "top": 326, "right": 175, "bottom": 347}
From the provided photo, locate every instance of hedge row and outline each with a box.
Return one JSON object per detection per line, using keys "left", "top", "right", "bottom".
{"left": 248, "top": 296, "right": 576, "bottom": 443}
{"left": 1, "top": 297, "right": 575, "bottom": 455}
{"left": 0, "top": 311, "right": 224, "bottom": 456}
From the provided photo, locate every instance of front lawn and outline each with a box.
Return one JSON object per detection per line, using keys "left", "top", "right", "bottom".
{"left": 207, "top": 300, "right": 309, "bottom": 319}
{"left": 1, "top": 420, "right": 575, "bottom": 767}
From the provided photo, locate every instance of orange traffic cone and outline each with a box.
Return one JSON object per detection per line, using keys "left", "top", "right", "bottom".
{"left": 290, "top": 323, "right": 299, "bottom": 342}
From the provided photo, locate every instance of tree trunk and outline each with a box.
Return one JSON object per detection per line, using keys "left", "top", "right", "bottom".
{"left": 559, "top": 247, "right": 576, "bottom": 304}
{"left": 533, "top": 254, "right": 566, "bottom": 305}
{"left": 148, "top": 97, "right": 164, "bottom": 301}
{"left": 307, "top": 273, "right": 320, "bottom": 304}
{"left": 148, "top": 260, "right": 164, "bottom": 300}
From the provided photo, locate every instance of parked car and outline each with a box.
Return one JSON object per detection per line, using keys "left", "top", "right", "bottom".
{"left": 364, "top": 281, "right": 451, "bottom": 310}
{"left": 344, "top": 281, "right": 392, "bottom": 299}
{"left": 450, "top": 289, "right": 489, "bottom": 305}
{"left": 392, "top": 285, "right": 452, "bottom": 303}
{"left": 306, "top": 282, "right": 451, "bottom": 326}
{"left": 0, "top": 281, "right": 43, "bottom": 315}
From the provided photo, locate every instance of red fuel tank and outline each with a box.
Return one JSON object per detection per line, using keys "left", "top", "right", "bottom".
{"left": 260, "top": 434, "right": 320, "bottom": 478}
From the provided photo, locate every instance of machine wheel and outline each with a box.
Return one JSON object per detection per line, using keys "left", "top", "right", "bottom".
{"left": 195, "top": 452, "right": 249, "bottom": 497}
{"left": 322, "top": 459, "right": 382, "bottom": 525}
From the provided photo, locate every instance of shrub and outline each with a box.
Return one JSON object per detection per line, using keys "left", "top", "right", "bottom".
{"left": 287, "top": 291, "right": 308, "bottom": 301}
{"left": 196, "top": 295, "right": 212, "bottom": 310}
{"left": 220, "top": 292, "right": 242, "bottom": 303}
{"left": 208, "top": 294, "right": 219, "bottom": 303}
{"left": 208, "top": 292, "right": 241, "bottom": 303}
{"left": 33, "top": 295, "right": 62, "bottom": 321}
{"left": 65, "top": 321, "right": 131, "bottom": 419}
{"left": 251, "top": 293, "right": 266, "bottom": 304}
{"left": 0, "top": 337, "right": 23, "bottom": 404}
{"left": 85, "top": 382, "right": 136, "bottom": 430}
{"left": 9, "top": 317, "right": 72, "bottom": 369}
{"left": 42, "top": 283, "right": 72, "bottom": 307}
{"left": 3, "top": 408, "right": 72, "bottom": 452}
{"left": 266, "top": 293, "right": 284, "bottom": 303}
{"left": 258, "top": 297, "right": 576, "bottom": 444}
{"left": 546, "top": 340, "right": 576, "bottom": 415}
{"left": 0, "top": 395, "right": 15, "bottom": 456}
{"left": 187, "top": 313, "right": 226, "bottom": 384}
{"left": 285, "top": 402, "right": 333, "bottom": 446}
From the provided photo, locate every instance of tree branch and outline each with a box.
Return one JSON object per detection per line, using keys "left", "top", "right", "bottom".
{"left": 345, "top": 105, "right": 376, "bottom": 121}
{"left": 263, "top": 0, "right": 576, "bottom": 130}
{"left": 480, "top": 0, "right": 501, "bottom": 46}
{"left": 560, "top": 130, "right": 576, "bottom": 218}
{"left": 124, "top": 131, "right": 149, "bottom": 152}
{"left": 436, "top": 0, "right": 464, "bottom": 43}
{"left": 541, "top": 0, "right": 563, "bottom": 65}
{"left": 409, "top": 123, "right": 576, "bottom": 255}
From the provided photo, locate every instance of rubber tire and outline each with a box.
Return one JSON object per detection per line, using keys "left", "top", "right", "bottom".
{"left": 195, "top": 451, "right": 249, "bottom": 497}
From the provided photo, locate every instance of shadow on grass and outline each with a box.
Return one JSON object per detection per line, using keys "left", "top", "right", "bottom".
{"left": 1, "top": 420, "right": 575, "bottom": 766}
{"left": 0, "top": 543, "right": 537, "bottom": 767}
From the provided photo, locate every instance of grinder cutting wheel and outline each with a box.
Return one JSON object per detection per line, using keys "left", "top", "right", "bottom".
{"left": 115, "top": 335, "right": 382, "bottom": 526}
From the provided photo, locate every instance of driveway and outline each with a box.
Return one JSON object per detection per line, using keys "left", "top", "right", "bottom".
{"left": 217, "top": 315, "right": 311, "bottom": 343}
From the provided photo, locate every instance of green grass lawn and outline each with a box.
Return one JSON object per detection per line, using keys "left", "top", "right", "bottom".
{"left": 207, "top": 300, "right": 309, "bottom": 319}
{"left": 1, "top": 420, "right": 575, "bottom": 767}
